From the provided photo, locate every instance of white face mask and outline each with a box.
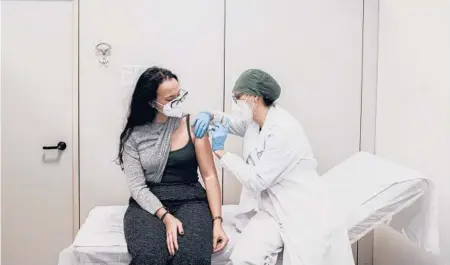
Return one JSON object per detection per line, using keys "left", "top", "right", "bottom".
{"left": 158, "top": 101, "right": 185, "bottom": 118}
{"left": 231, "top": 98, "right": 254, "bottom": 121}
{"left": 153, "top": 91, "right": 187, "bottom": 118}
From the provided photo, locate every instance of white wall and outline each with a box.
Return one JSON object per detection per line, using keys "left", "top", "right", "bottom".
{"left": 222, "top": 0, "right": 363, "bottom": 204}
{"left": 78, "top": 0, "right": 226, "bottom": 221}
{"left": 77, "top": 0, "right": 364, "bottom": 217}
{"left": 376, "top": 0, "right": 450, "bottom": 263}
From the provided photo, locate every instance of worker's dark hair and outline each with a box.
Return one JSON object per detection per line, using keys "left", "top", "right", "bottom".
{"left": 262, "top": 97, "right": 275, "bottom": 107}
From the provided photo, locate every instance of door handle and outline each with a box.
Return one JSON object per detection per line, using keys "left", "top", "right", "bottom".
{"left": 43, "top": 141, "right": 67, "bottom": 151}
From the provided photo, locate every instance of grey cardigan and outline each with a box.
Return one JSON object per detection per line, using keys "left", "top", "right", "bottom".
{"left": 122, "top": 118, "right": 180, "bottom": 215}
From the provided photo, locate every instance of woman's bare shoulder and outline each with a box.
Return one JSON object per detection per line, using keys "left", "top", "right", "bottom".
{"left": 184, "top": 115, "right": 198, "bottom": 141}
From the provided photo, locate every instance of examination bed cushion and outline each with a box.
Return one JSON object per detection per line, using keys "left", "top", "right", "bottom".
{"left": 59, "top": 205, "right": 241, "bottom": 265}
{"left": 58, "top": 152, "right": 438, "bottom": 265}
{"left": 323, "top": 152, "right": 439, "bottom": 253}
{"left": 58, "top": 183, "right": 428, "bottom": 265}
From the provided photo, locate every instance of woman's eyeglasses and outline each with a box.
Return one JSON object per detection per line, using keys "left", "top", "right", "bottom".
{"left": 170, "top": 89, "right": 188, "bottom": 108}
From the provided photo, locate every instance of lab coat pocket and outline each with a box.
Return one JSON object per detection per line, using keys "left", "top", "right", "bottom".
{"left": 256, "top": 139, "right": 266, "bottom": 159}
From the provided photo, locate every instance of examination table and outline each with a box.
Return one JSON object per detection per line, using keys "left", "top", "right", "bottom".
{"left": 58, "top": 152, "right": 440, "bottom": 265}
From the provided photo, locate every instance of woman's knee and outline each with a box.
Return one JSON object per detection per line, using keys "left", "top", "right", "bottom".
{"left": 126, "top": 230, "right": 168, "bottom": 265}
{"left": 130, "top": 251, "right": 167, "bottom": 265}
{"left": 173, "top": 247, "right": 211, "bottom": 265}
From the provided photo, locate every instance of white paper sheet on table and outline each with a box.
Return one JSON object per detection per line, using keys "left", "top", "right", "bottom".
{"left": 322, "top": 152, "right": 440, "bottom": 255}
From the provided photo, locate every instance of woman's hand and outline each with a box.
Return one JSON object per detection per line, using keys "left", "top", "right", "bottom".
{"left": 212, "top": 221, "right": 229, "bottom": 253}
{"left": 163, "top": 214, "right": 184, "bottom": 256}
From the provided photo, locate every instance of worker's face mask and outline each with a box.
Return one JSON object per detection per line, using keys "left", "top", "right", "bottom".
{"left": 231, "top": 95, "right": 255, "bottom": 121}
{"left": 152, "top": 90, "right": 188, "bottom": 118}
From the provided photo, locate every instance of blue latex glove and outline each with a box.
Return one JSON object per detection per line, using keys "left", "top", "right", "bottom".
{"left": 211, "top": 123, "right": 229, "bottom": 151}
{"left": 192, "top": 112, "right": 211, "bottom": 138}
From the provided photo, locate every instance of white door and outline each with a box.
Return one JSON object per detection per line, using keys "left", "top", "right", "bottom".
{"left": 79, "top": 0, "right": 225, "bottom": 221}
{"left": 1, "top": 2, "right": 75, "bottom": 265}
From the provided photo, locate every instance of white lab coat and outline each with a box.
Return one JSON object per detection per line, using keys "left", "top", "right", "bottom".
{"left": 213, "top": 106, "right": 355, "bottom": 265}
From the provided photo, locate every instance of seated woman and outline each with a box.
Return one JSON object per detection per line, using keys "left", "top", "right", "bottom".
{"left": 117, "top": 66, "right": 228, "bottom": 265}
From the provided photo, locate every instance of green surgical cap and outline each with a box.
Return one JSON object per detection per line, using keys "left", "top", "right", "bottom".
{"left": 232, "top": 69, "right": 281, "bottom": 101}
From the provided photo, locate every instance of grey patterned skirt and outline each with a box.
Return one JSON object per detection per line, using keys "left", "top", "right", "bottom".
{"left": 123, "top": 182, "right": 213, "bottom": 265}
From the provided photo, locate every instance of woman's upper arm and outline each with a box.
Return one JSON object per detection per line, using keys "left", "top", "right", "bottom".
{"left": 192, "top": 127, "right": 217, "bottom": 179}
{"left": 122, "top": 138, "right": 148, "bottom": 195}
{"left": 122, "top": 137, "right": 164, "bottom": 214}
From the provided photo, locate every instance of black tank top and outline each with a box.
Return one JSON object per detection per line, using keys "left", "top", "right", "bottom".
{"left": 161, "top": 116, "right": 199, "bottom": 183}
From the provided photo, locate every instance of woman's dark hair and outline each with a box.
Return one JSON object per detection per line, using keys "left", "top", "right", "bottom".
{"left": 117, "top": 66, "right": 178, "bottom": 168}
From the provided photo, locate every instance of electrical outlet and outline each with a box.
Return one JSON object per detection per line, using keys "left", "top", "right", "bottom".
{"left": 121, "top": 65, "right": 148, "bottom": 88}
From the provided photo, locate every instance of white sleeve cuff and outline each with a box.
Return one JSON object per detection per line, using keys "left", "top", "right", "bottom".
{"left": 219, "top": 152, "right": 232, "bottom": 166}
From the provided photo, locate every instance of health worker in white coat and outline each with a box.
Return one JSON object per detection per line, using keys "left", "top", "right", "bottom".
{"left": 193, "top": 69, "right": 355, "bottom": 265}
